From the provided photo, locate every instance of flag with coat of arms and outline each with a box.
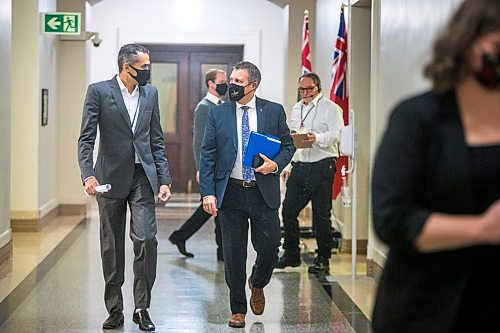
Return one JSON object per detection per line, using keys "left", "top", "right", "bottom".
{"left": 330, "top": 6, "right": 349, "bottom": 200}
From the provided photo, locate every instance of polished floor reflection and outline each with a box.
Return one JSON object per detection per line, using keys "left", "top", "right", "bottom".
{"left": 0, "top": 195, "right": 374, "bottom": 332}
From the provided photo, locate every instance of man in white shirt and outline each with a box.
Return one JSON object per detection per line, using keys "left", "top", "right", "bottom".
{"left": 276, "top": 72, "right": 344, "bottom": 274}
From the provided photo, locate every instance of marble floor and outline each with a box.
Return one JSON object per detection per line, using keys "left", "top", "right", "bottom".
{"left": 0, "top": 194, "right": 376, "bottom": 332}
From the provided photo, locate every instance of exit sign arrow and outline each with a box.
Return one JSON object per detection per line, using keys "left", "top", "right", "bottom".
{"left": 41, "top": 12, "right": 81, "bottom": 35}
{"left": 47, "top": 17, "right": 61, "bottom": 30}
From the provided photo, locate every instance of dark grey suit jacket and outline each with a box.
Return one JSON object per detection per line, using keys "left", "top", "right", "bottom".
{"left": 78, "top": 77, "right": 171, "bottom": 198}
{"left": 199, "top": 97, "right": 295, "bottom": 209}
{"left": 193, "top": 97, "right": 216, "bottom": 171}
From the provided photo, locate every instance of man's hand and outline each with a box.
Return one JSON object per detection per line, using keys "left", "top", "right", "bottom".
{"left": 203, "top": 195, "right": 218, "bottom": 217}
{"left": 254, "top": 153, "right": 278, "bottom": 175}
{"left": 84, "top": 177, "right": 100, "bottom": 196}
{"left": 281, "top": 170, "right": 291, "bottom": 182}
{"left": 158, "top": 184, "right": 172, "bottom": 202}
{"left": 306, "top": 132, "right": 317, "bottom": 144}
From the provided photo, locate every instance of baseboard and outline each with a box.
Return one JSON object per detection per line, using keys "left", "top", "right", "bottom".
{"left": 0, "top": 217, "right": 86, "bottom": 326}
{"left": 367, "top": 258, "right": 383, "bottom": 280}
{"left": 340, "top": 239, "right": 368, "bottom": 254}
{"left": 58, "top": 204, "right": 86, "bottom": 216}
{"left": 11, "top": 204, "right": 86, "bottom": 232}
{"left": 0, "top": 241, "right": 12, "bottom": 278}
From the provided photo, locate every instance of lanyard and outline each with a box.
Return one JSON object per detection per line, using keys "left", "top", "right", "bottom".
{"left": 300, "top": 97, "right": 321, "bottom": 129}
{"left": 130, "top": 98, "right": 140, "bottom": 131}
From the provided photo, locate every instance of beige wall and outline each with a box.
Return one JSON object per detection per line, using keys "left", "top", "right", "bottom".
{"left": 347, "top": 2, "right": 371, "bottom": 243}
{"left": 38, "top": 0, "right": 58, "bottom": 215}
{"left": 56, "top": 40, "right": 89, "bottom": 204}
{"left": 57, "top": 0, "right": 90, "bottom": 205}
{"left": 88, "top": 0, "right": 286, "bottom": 104}
{"left": 0, "top": 0, "right": 12, "bottom": 248}
{"left": 11, "top": 0, "right": 40, "bottom": 218}
{"left": 11, "top": 0, "right": 85, "bottom": 221}
{"left": 368, "top": 0, "right": 462, "bottom": 266}
{"left": 313, "top": 0, "right": 362, "bottom": 240}
{"left": 282, "top": 0, "right": 316, "bottom": 114}
{"left": 314, "top": 0, "right": 463, "bottom": 268}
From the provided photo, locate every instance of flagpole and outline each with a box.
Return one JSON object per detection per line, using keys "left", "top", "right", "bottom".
{"left": 344, "top": 0, "right": 358, "bottom": 280}
{"left": 351, "top": 112, "right": 358, "bottom": 280}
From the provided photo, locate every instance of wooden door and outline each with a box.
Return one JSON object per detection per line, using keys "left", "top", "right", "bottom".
{"left": 146, "top": 44, "right": 243, "bottom": 192}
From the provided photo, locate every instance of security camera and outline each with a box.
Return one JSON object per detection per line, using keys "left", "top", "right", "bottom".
{"left": 86, "top": 32, "right": 102, "bottom": 47}
{"left": 91, "top": 35, "right": 102, "bottom": 47}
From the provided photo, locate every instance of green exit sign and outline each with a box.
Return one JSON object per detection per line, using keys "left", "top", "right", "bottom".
{"left": 41, "top": 12, "right": 81, "bottom": 35}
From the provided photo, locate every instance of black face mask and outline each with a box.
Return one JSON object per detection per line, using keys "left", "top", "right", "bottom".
{"left": 475, "top": 52, "right": 500, "bottom": 90}
{"left": 128, "top": 63, "right": 150, "bottom": 86}
{"left": 215, "top": 82, "right": 228, "bottom": 96}
{"left": 228, "top": 82, "right": 253, "bottom": 102}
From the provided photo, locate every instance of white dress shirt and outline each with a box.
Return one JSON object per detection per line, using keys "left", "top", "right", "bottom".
{"left": 230, "top": 96, "right": 257, "bottom": 180}
{"left": 116, "top": 75, "right": 140, "bottom": 163}
{"left": 204, "top": 91, "right": 221, "bottom": 105}
{"left": 287, "top": 93, "right": 344, "bottom": 168}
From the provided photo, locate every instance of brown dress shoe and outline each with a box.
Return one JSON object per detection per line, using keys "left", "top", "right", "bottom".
{"left": 228, "top": 313, "right": 245, "bottom": 328}
{"left": 248, "top": 276, "right": 265, "bottom": 315}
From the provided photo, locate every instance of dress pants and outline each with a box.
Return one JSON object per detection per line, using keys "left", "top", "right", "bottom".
{"left": 169, "top": 204, "right": 222, "bottom": 253}
{"left": 218, "top": 181, "right": 281, "bottom": 314}
{"left": 281, "top": 157, "right": 336, "bottom": 259}
{"left": 96, "top": 164, "right": 157, "bottom": 313}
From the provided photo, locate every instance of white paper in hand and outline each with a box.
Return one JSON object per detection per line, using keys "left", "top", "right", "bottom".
{"left": 83, "top": 184, "right": 112, "bottom": 196}
{"left": 95, "top": 184, "right": 111, "bottom": 193}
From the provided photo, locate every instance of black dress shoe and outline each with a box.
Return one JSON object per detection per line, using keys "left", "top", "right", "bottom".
{"left": 102, "top": 310, "right": 124, "bottom": 329}
{"left": 133, "top": 309, "right": 155, "bottom": 331}
{"left": 308, "top": 256, "right": 330, "bottom": 274}
{"left": 275, "top": 254, "right": 301, "bottom": 269}
{"left": 168, "top": 235, "right": 194, "bottom": 258}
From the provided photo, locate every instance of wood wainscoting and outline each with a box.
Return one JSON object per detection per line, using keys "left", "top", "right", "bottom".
{"left": 0, "top": 241, "right": 12, "bottom": 278}
{"left": 11, "top": 204, "right": 86, "bottom": 232}
{"left": 340, "top": 239, "right": 368, "bottom": 254}
{"left": 367, "top": 259, "right": 383, "bottom": 280}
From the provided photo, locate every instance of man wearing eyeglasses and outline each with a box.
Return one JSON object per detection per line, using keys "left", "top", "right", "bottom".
{"left": 276, "top": 72, "right": 344, "bottom": 274}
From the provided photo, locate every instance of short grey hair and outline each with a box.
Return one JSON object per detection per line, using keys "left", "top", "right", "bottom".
{"left": 233, "top": 61, "right": 261, "bottom": 86}
{"left": 117, "top": 44, "right": 150, "bottom": 72}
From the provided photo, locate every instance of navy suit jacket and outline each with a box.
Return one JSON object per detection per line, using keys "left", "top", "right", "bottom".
{"left": 199, "top": 97, "right": 295, "bottom": 209}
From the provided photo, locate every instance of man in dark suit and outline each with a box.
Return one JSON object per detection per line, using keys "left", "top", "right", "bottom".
{"left": 199, "top": 61, "right": 295, "bottom": 328}
{"left": 169, "top": 69, "right": 227, "bottom": 260}
{"left": 78, "top": 44, "right": 171, "bottom": 331}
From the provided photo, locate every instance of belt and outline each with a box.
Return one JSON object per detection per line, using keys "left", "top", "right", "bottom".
{"left": 292, "top": 157, "right": 336, "bottom": 167}
{"left": 229, "top": 178, "right": 256, "bottom": 188}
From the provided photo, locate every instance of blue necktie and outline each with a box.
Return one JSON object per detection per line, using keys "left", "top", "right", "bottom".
{"left": 241, "top": 106, "right": 253, "bottom": 181}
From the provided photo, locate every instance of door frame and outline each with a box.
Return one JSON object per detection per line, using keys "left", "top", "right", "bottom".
{"left": 145, "top": 44, "right": 243, "bottom": 192}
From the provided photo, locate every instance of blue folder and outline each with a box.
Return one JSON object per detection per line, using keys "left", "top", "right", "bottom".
{"left": 243, "top": 131, "right": 281, "bottom": 167}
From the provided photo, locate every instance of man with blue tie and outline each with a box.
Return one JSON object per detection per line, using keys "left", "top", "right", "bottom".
{"left": 199, "top": 61, "right": 295, "bottom": 328}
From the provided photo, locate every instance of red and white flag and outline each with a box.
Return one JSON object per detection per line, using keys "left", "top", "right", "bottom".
{"left": 301, "top": 10, "right": 312, "bottom": 75}
{"left": 330, "top": 6, "right": 349, "bottom": 200}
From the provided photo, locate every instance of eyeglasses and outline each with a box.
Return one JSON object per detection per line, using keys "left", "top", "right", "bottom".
{"left": 298, "top": 86, "right": 316, "bottom": 93}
